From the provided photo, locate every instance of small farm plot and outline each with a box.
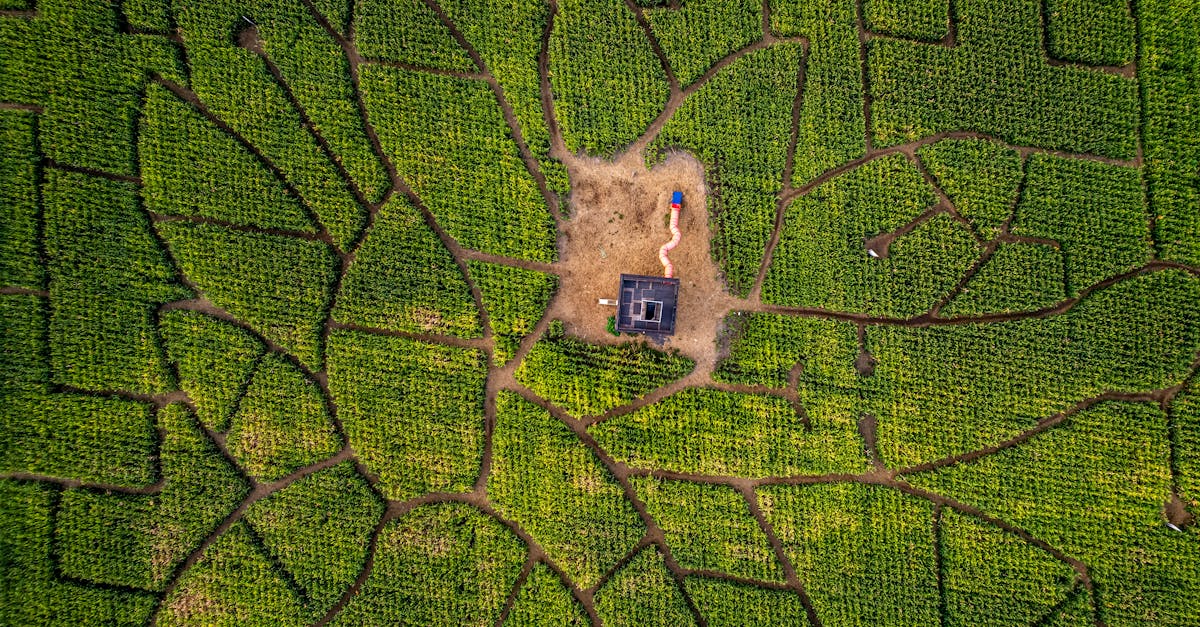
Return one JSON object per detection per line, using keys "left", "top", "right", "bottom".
{"left": 2, "top": 0, "right": 1199, "bottom": 625}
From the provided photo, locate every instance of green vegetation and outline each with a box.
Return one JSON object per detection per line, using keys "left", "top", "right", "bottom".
{"left": 3, "top": 0, "right": 1200, "bottom": 623}
{"left": 907, "top": 401, "right": 1199, "bottom": 625}
{"left": 359, "top": 65, "right": 556, "bottom": 262}
{"left": 515, "top": 321, "right": 694, "bottom": 417}
{"left": 915, "top": 138, "right": 1024, "bottom": 240}
{"left": 244, "top": 462, "right": 383, "bottom": 614}
{"left": 332, "top": 503, "right": 526, "bottom": 626}
{"left": 940, "top": 509, "right": 1078, "bottom": 627}
{"left": 864, "top": 0, "right": 948, "bottom": 42}
{"left": 469, "top": 261, "right": 557, "bottom": 364}
{"left": 593, "top": 546, "right": 697, "bottom": 627}
{"left": 159, "top": 521, "right": 312, "bottom": 626}
{"left": 645, "top": 0, "right": 762, "bottom": 87}
{"left": 507, "top": 563, "right": 590, "bottom": 626}
{"left": 631, "top": 476, "right": 783, "bottom": 582}
{"left": 1140, "top": 0, "right": 1200, "bottom": 265}
{"left": 550, "top": 0, "right": 670, "bottom": 157}
{"left": 0, "top": 111, "right": 41, "bottom": 289}
{"left": 327, "top": 329, "right": 487, "bottom": 500}
{"left": 55, "top": 403, "right": 249, "bottom": 591}
{"left": 0, "top": 480, "right": 158, "bottom": 625}
{"left": 593, "top": 388, "right": 864, "bottom": 477}
{"left": 333, "top": 194, "right": 481, "bottom": 339}
{"left": 140, "top": 83, "right": 317, "bottom": 233}
{"left": 763, "top": 154, "right": 980, "bottom": 317}
{"left": 759, "top": 483, "right": 940, "bottom": 627}
{"left": 1011, "top": 154, "right": 1151, "bottom": 295}
{"left": 157, "top": 222, "right": 337, "bottom": 372}
{"left": 940, "top": 242, "right": 1065, "bottom": 315}
{"left": 226, "top": 354, "right": 341, "bottom": 482}
{"left": 489, "top": 392, "right": 644, "bottom": 589}
{"left": 867, "top": 270, "right": 1200, "bottom": 467}
{"left": 356, "top": 0, "right": 475, "bottom": 71}
{"left": 160, "top": 310, "right": 265, "bottom": 432}
{"left": 868, "top": 0, "right": 1139, "bottom": 158}
{"left": 686, "top": 576, "right": 810, "bottom": 626}
{"left": 46, "top": 170, "right": 189, "bottom": 394}
{"left": 1045, "top": 0, "right": 1136, "bottom": 67}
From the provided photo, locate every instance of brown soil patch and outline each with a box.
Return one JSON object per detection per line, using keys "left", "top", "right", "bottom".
{"left": 1165, "top": 492, "right": 1195, "bottom": 528}
{"left": 551, "top": 150, "right": 739, "bottom": 373}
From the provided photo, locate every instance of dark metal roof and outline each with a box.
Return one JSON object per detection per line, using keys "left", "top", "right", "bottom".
{"left": 616, "top": 274, "right": 679, "bottom": 337}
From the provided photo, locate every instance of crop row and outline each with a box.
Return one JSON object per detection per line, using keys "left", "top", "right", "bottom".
{"left": 863, "top": 0, "right": 948, "bottom": 43}
{"left": 0, "top": 110, "right": 41, "bottom": 290}
{"left": 468, "top": 260, "right": 557, "bottom": 365}
{"left": 644, "top": 0, "right": 762, "bottom": 88}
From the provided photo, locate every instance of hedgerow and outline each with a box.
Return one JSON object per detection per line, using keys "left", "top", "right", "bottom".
{"left": 1137, "top": 0, "right": 1200, "bottom": 266}
{"left": 915, "top": 138, "right": 1024, "bottom": 240}
{"left": 0, "top": 480, "right": 158, "bottom": 626}
{"left": 359, "top": 64, "right": 556, "bottom": 261}
{"left": 593, "top": 546, "right": 697, "bottom": 627}
{"left": 940, "top": 242, "right": 1065, "bottom": 316}
{"left": 863, "top": 0, "right": 948, "bottom": 42}
{"left": 592, "top": 388, "right": 864, "bottom": 477}
{"left": 468, "top": 260, "right": 557, "bottom": 364}
{"left": 244, "top": 462, "right": 383, "bottom": 615}
{"left": 1044, "top": 0, "right": 1136, "bottom": 67}
{"left": 0, "top": 111, "right": 42, "bottom": 290}
{"left": 768, "top": 0, "right": 866, "bottom": 186}
{"left": 685, "top": 576, "right": 810, "bottom": 627}
{"left": 489, "top": 392, "right": 644, "bottom": 589}
{"left": 55, "top": 403, "right": 249, "bottom": 591}
{"left": 331, "top": 503, "right": 526, "bottom": 626}
{"left": 514, "top": 320, "right": 694, "bottom": 417}
{"left": 867, "top": 0, "right": 1139, "bottom": 158}
{"left": 630, "top": 476, "right": 784, "bottom": 582}
{"left": 866, "top": 270, "right": 1200, "bottom": 467}
{"left": 355, "top": 0, "right": 475, "bottom": 71}
{"left": 139, "top": 83, "right": 317, "bottom": 233}
{"left": 940, "top": 509, "right": 1078, "bottom": 627}
{"left": 549, "top": 0, "right": 670, "bottom": 157}
{"left": 333, "top": 195, "right": 481, "bottom": 339}
{"left": 763, "top": 154, "right": 979, "bottom": 317}
{"left": 506, "top": 563, "right": 590, "bottom": 626}
{"left": 226, "top": 354, "right": 342, "bottom": 482}
{"left": 326, "top": 329, "right": 487, "bottom": 500}
{"left": 644, "top": 0, "right": 762, "bottom": 88}
{"left": 158, "top": 521, "right": 312, "bottom": 626}
{"left": 156, "top": 222, "right": 337, "bottom": 372}
{"left": 175, "top": 1, "right": 367, "bottom": 250}
{"left": 159, "top": 310, "right": 265, "bottom": 432}
{"left": 649, "top": 43, "right": 803, "bottom": 295}
{"left": 907, "top": 401, "right": 1200, "bottom": 625}
{"left": 758, "top": 483, "right": 940, "bottom": 627}
{"left": 45, "top": 170, "right": 188, "bottom": 394}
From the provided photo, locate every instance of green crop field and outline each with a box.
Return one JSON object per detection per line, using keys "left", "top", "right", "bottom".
{"left": 1, "top": 0, "right": 1199, "bottom": 625}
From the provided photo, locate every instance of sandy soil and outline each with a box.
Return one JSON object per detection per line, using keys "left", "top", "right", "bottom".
{"left": 550, "top": 150, "right": 739, "bottom": 373}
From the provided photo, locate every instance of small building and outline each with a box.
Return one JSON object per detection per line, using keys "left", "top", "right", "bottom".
{"left": 616, "top": 273, "right": 679, "bottom": 338}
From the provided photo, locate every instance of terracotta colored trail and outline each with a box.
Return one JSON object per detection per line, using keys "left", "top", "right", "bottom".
{"left": 658, "top": 192, "right": 682, "bottom": 277}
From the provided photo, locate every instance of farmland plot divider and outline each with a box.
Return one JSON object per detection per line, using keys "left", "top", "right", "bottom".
{"left": 625, "top": 0, "right": 682, "bottom": 93}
